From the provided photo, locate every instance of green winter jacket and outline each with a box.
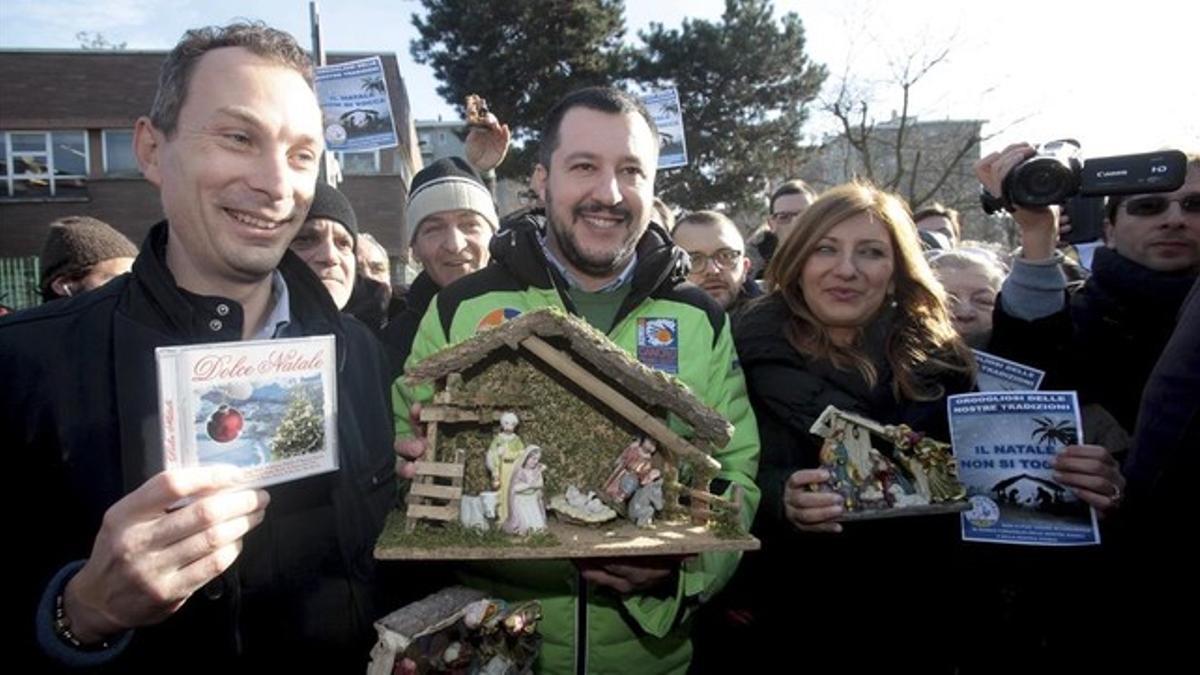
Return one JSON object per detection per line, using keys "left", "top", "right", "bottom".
{"left": 392, "top": 213, "right": 760, "bottom": 674}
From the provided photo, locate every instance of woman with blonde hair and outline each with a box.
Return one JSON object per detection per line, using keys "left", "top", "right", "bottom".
{"left": 706, "top": 182, "right": 975, "bottom": 672}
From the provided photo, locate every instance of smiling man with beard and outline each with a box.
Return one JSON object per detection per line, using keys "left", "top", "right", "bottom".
{"left": 1, "top": 22, "right": 395, "bottom": 671}
{"left": 393, "top": 86, "right": 760, "bottom": 674}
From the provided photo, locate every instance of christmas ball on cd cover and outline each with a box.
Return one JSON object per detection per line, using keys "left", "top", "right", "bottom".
{"left": 207, "top": 404, "right": 244, "bottom": 443}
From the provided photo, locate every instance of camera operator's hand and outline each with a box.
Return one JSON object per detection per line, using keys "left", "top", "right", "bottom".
{"left": 975, "top": 143, "right": 1060, "bottom": 260}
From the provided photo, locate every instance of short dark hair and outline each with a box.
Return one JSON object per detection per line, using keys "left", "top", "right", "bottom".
{"left": 537, "top": 86, "right": 657, "bottom": 168}
{"left": 769, "top": 179, "right": 817, "bottom": 214}
{"left": 150, "top": 21, "right": 314, "bottom": 137}
{"left": 674, "top": 210, "right": 745, "bottom": 247}
{"left": 912, "top": 202, "right": 962, "bottom": 240}
{"left": 675, "top": 210, "right": 736, "bottom": 231}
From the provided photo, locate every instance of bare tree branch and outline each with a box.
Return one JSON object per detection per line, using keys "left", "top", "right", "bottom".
{"left": 914, "top": 131, "right": 980, "bottom": 207}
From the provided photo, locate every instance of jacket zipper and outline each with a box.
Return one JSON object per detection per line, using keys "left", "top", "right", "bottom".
{"left": 575, "top": 569, "right": 588, "bottom": 675}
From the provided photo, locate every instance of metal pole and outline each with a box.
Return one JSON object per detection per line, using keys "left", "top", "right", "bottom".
{"left": 310, "top": 1, "right": 337, "bottom": 186}
{"left": 310, "top": 0, "right": 325, "bottom": 67}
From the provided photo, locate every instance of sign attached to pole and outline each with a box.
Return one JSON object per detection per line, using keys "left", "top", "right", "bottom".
{"left": 641, "top": 88, "right": 688, "bottom": 170}
{"left": 314, "top": 56, "right": 400, "bottom": 153}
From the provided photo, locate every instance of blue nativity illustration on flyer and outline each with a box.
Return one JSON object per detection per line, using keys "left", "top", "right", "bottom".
{"left": 948, "top": 391, "right": 1100, "bottom": 546}
{"left": 314, "top": 56, "right": 399, "bottom": 152}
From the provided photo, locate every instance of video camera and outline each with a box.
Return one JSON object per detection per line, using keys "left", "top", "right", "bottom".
{"left": 980, "top": 140, "right": 1188, "bottom": 220}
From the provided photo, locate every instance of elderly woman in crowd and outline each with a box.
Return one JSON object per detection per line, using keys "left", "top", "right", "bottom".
{"left": 928, "top": 246, "right": 1008, "bottom": 347}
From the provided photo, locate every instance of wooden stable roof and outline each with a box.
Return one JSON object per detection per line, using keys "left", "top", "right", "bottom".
{"left": 405, "top": 308, "right": 732, "bottom": 449}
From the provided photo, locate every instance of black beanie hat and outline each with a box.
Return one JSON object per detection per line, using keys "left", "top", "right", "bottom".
{"left": 307, "top": 182, "right": 359, "bottom": 245}
{"left": 39, "top": 216, "right": 138, "bottom": 293}
{"left": 406, "top": 157, "right": 498, "bottom": 243}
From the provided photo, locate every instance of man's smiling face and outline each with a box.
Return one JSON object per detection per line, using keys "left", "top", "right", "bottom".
{"left": 534, "top": 106, "right": 658, "bottom": 285}
{"left": 139, "top": 46, "right": 323, "bottom": 288}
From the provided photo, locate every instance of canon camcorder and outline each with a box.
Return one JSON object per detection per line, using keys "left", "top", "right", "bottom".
{"left": 980, "top": 140, "right": 1187, "bottom": 218}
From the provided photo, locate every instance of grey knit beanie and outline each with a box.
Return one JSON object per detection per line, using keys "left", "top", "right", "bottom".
{"left": 406, "top": 157, "right": 498, "bottom": 244}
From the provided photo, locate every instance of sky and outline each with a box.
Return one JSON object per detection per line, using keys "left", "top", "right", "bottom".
{"left": 1, "top": 0, "right": 1195, "bottom": 157}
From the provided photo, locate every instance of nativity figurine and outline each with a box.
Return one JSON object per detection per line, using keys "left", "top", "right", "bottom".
{"left": 502, "top": 445, "right": 547, "bottom": 535}
{"left": 485, "top": 411, "right": 525, "bottom": 524}
{"left": 603, "top": 437, "right": 661, "bottom": 503}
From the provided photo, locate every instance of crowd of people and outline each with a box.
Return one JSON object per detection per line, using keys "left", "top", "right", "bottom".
{"left": 3, "top": 19, "right": 1196, "bottom": 674}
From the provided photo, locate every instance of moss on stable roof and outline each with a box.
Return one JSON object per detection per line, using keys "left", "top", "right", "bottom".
{"left": 405, "top": 307, "right": 732, "bottom": 448}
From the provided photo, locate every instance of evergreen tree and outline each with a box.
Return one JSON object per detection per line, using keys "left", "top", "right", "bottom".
{"left": 272, "top": 393, "right": 324, "bottom": 459}
{"left": 411, "top": 0, "right": 627, "bottom": 178}
{"left": 629, "top": 0, "right": 826, "bottom": 213}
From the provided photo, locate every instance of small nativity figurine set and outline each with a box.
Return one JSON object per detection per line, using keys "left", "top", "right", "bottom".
{"left": 376, "top": 308, "right": 756, "bottom": 560}
{"left": 809, "top": 405, "right": 969, "bottom": 520}
{"left": 367, "top": 586, "right": 541, "bottom": 675}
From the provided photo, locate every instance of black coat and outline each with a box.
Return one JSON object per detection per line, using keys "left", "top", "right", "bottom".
{"left": 344, "top": 274, "right": 401, "bottom": 337}
{"left": 1119, "top": 277, "right": 1200, "bottom": 657}
{"left": 1125, "top": 276, "right": 1200, "bottom": 532}
{"left": 735, "top": 295, "right": 970, "bottom": 532}
{"left": 2, "top": 222, "right": 396, "bottom": 672}
{"left": 718, "top": 294, "right": 971, "bottom": 669}
{"left": 381, "top": 270, "right": 439, "bottom": 379}
{"left": 989, "top": 248, "right": 1197, "bottom": 435}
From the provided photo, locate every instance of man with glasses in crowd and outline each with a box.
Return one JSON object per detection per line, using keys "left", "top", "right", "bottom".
{"left": 748, "top": 179, "right": 817, "bottom": 277}
{"left": 672, "top": 210, "right": 760, "bottom": 316}
{"left": 978, "top": 143, "right": 1200, "bottom": 437}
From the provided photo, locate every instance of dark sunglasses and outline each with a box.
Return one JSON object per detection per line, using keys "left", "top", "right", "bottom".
{"left": 1123, "top": 193, "right": 1200, "bottom": 217}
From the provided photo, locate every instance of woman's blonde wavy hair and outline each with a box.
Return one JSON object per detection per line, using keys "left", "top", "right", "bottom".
{"left": 763, "top": 182, "right": 974, "bottom": 400}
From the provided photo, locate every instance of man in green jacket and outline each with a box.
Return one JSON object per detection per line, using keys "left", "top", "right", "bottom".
{"left": 393, "top": 86, "right": 759, "bottom": 674}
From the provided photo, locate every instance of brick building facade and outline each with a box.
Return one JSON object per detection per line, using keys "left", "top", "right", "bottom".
{"left": 0, "top": 48, "right": 418, "bottom": 308}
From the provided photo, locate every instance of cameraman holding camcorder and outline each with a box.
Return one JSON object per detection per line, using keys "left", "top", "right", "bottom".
{"left": 970, "top": 142, "right": 1198, "bottom": 669}
{"left": 977, "top": 142, "right": 1199, "bottom": 438}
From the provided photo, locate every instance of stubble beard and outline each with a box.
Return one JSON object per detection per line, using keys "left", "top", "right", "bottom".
{"left": 545, "top": 184, "right": 641, "bottom": 278}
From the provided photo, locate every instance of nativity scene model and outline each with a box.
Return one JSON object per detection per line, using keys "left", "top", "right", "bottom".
{"left": 375, "top": 308, "right": 757, "bottom": 560}
{"left": 809, "top": 405, "right": 969, "bottom": 521}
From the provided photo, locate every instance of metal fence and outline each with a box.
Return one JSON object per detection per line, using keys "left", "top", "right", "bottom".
{"left": 0, "top": 256, "right": 40, "bottom": 310}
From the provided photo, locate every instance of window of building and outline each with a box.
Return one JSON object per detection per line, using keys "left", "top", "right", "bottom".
{"left": 1, "top": 130, "right": 88, "bottom": 199}
{"left": 102, "top": 129, "right": 139, "bottom": 176}
{"left": 335, "top": 149, "right": 380, "bottom": 175}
